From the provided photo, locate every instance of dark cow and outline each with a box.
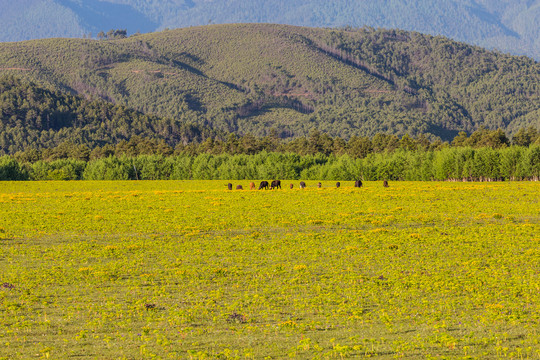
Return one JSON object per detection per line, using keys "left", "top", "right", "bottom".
{"left": 258, "top": 181, "right": 269, "bottom": 190}
{"left": 236, "top": 185, "right": 243, "bottom": 190}
{"left": 354, "top": 180, "right": 363, "bottom": 188}
{"left": 317, "top": 182, "right": 322, "bottom": 188}
{"left": 336, "top": 182, "right": 340, "bottom": 188}
{"left": 270, "top": 180, "right": 282, "bottom": 190}
{"left": 299, "top": 181, "right": 306, "bottom": 189}
{"left": 383, "top": 180, "right": 389, "bottom": 187}
{"left": 227, "top": 183, "right": 233, "bottom": 190}
{"left": 290, "top": 184, "right": 294, "bottom": 189}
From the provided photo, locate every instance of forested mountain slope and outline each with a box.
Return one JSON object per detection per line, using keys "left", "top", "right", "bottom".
{"left": 0, "top": 76, "right": 216, "bottom": 153}
{"left": 0, "top": 0, "right": 539, "bottom": 59}
{"left": 0, "top": 24, "right": 538, "bottom": 144}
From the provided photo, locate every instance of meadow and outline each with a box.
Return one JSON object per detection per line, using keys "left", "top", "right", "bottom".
{"left": 0, "top": 180, "right": 539, "bottom": 359}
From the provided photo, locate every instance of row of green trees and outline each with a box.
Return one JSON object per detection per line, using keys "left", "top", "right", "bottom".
{"left": 2, "top": 145, "right": 538, "bottom": 181}
{"left": 12, "top": 127, "right": 540, "bottom": 163}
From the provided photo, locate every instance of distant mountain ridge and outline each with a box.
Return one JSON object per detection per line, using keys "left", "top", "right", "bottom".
{"left": 0, "top": 24, "right": 538, "bottom": 145}
{"left": 0, "top": 0, "right": 539, "bottom": 59}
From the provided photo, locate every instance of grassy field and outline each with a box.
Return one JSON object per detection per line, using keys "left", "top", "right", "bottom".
{"left": 0, "top": 180, "right": 539, "bottom": 359}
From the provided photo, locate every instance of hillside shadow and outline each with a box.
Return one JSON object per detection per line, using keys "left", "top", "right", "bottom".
{"left": 466, "top": 4, "right": 520, "bottom": 38}
{"left": 57, "top": 0, "right": 158, "bottom": 35}
{"left": 169, "top": 59, "right": 205, "bottom": 77}
{"left": 427, "top": 124, "right": 460, "bottom": 142}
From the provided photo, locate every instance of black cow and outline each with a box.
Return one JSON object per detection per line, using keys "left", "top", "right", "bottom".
{"left": 383, "top": 180, "right": 389, "bottom": 188}
{"left": 227, "top": 183, "right": 233, "bottom": 190}
{"left": 336, "top": 182, "right": 340, "bottom": 188}
{"left": 258, "top": 181, "right": 269, "bottom": 190}
{"left": 354, "top": 180, "right": 363, "bottom": 188}
{"left": 270, "top": 180, "right": 281, "bottom": 190}
{"left": 317, "top": 182, "right": 322, "bottom": 188}
{"left": 299, "top": 181, "right": 306, "bottom": 189}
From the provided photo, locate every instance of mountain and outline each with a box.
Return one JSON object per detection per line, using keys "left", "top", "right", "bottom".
{"left": 0, "top": 0, "right": 539, "bottom": 59}
{"left": 0, "top": 24, "right": 538, "bottom": 147}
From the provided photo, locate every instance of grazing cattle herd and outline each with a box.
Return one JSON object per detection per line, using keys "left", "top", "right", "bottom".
{"left": 226, "top": 180, "right": 389, "bottom": 190}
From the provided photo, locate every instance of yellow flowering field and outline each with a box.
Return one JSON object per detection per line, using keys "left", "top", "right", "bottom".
{"left": 0, "top": 181, "right": 539, "bottom": 359}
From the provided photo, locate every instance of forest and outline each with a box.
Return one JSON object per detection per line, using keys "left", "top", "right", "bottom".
{"left": 1, "top": 72, "right": 539, "bottom": 182}
{"left": 0, "top": 76, "right": 216, "bottom": 153}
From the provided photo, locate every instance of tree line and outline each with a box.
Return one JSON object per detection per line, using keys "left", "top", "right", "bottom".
{"left": 1, "top": 145, "right": 538, "bottom": 182}
{"left": 11, "top": 126, "right": 540, "bottom": 164}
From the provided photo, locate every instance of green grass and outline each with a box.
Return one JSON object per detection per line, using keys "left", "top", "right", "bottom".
{"left": 0, "top": 181, "right": 539, "bottom": 359}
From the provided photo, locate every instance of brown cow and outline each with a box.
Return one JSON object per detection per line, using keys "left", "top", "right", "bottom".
{"left": 317, "top": 182, "right": 322, "bottom": 188}
{"left": 383, "top": 180, "right": 389, "bottom": 187}
{"left": 290, "top": 184, "right": 294, "bottom": 189}
{"left": 355, "top": 180, "right": 363, "bottom": 188}
{"left": 249, "top": 182, "right": 256, "bottom": 190}
{"left": 236, "top": 185, "right": 243, "bottom": 190}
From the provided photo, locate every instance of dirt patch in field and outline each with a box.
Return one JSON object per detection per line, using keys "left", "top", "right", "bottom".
{"left": 0, "top": 68, "right": 33, "bottom": 71}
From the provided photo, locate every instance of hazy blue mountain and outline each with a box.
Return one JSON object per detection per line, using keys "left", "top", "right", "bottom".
{"left": 0, "top": 0, "right": 157, "bottom": 40}
{"left": 56, "top": 0, "right": 158, "bottom": 35}
{"left": 0, "top": 0, "right": 539, "bottom": 59}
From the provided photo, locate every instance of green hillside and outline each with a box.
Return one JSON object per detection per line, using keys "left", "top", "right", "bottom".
{"left": 0, "top": 24, "right": 538, "bottom": 143}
